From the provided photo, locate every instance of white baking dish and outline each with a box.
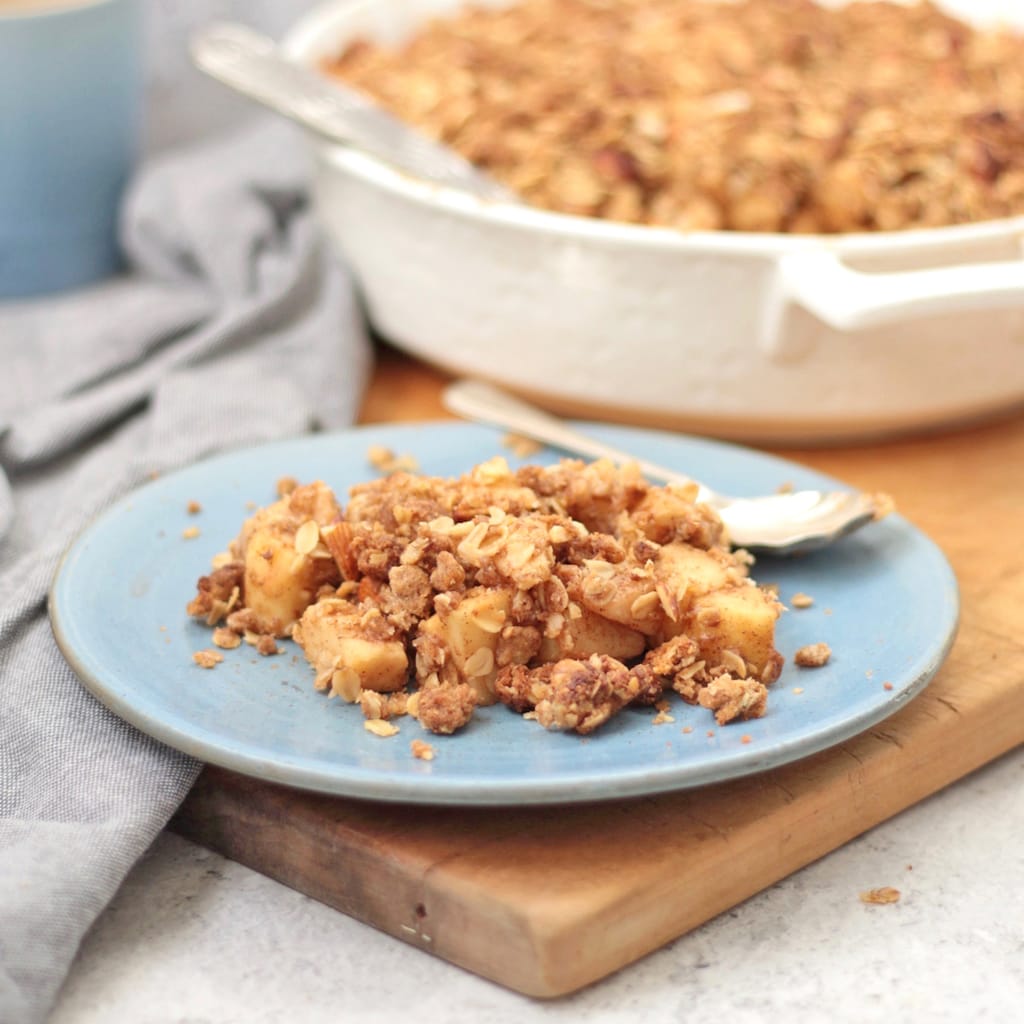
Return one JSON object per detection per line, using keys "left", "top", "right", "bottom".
{"left": 283, "top": 0, "right": 1024, "bottom": 443}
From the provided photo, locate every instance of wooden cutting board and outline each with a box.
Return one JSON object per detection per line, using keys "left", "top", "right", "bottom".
{"left": 171, "top": 350, "right": 1024, "bottom": 998}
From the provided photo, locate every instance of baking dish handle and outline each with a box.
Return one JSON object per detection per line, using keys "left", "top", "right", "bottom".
{"left": 760, "top": 247, "right": 1024, "bottom": 357}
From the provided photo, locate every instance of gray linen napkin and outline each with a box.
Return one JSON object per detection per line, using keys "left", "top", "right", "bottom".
{"left": 0, "top": 119, "right": 371, "bottom": 1024}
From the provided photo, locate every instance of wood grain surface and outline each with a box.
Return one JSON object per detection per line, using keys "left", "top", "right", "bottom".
{"left": 173, "top": 344, "right": 1024, "bottom": 997}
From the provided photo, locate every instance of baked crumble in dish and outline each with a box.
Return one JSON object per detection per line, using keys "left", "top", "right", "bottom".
{"left": 324, "top": 0, "right": 1024, "bottom": 233}
{"left": 188, "top": 457, "right": 784, "bottom": 736}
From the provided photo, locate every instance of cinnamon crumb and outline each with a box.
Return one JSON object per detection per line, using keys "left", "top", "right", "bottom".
{"left": 860, "top": 887, "right": 901, "bottom": 905}
{"left": 256, "top": 635, "right": 280, "bottom": 656}
{"left": 192, "top": 649, "right": 223, "bottom": 669}
{"left": 872, "top": 492, "right": 896, "bottom": 520}
{"left": 212, "top": 627, "right": 241, "bottom": 650}
{"left": 411, "top": 739, "right": 435, "bottom": 761}
{"left": 502, "top": 432, "right": 543, "bottom": 458}
{"left": 367, "top": 445, "right": 419, "bottom": 474}
{"left": 795, "top": 642, "right": 831, "bottom": 667}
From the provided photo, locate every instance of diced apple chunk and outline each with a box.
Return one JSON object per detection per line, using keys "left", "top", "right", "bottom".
{"left": 576, "top": 562, "right": 663, "bottom": 635}
{"left": 293, "top": 600, "right": 408, "bottom": 700}
{"left": 235, "top": 480, "right": 341, "bottom": 556}
{"left": 540, "top": 606, "right": 646, "bottom": 662}
{"left": 688, "top": 584, "right": 783, "bottom": 683}
{"left": 421, "top": 588, "right": 512, "bottom": 704}
{"left": 329, "top": 636, "right": 408, "bottom": 696}
{"left": 654, "top": 542, "right": 746, "bottom": 638}
{"left": 243, "top": 527, "right": 321, "bottom": 636}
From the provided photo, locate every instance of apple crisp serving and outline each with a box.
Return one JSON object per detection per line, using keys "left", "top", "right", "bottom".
{"left": 324, "top": 0, "right": 1024, "bottom": 233}
{"left": 187, "top": 458, "right": 784, "bottom": 735}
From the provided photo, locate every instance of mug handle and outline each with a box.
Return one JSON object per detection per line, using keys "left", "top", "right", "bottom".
{"left": 759, "top": 246, "right": 1024, "bottom": 358}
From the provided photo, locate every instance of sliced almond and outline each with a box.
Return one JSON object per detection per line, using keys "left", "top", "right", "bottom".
{"left": 294, "top": 519, "right": 320, "bottom": 555}
{"left": 629, "top": 590, "right": 661, "bottom": 619}
{"left": 364, "top": 719, "right": 399, "bottom": 738}
{"left": 463, "top": 646, "right": 495, "bottom": 678}
{"left": 331, "top": 667, "right": 362, "bottom": 702}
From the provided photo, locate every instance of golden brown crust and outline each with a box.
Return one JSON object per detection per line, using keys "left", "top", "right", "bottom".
{"left": 325, "top": 0, "right": 1024, "bottom": 234}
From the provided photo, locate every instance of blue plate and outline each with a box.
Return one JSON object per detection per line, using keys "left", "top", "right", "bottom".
{"left": 49, "top": 422, "right": 958, "bottom": 805}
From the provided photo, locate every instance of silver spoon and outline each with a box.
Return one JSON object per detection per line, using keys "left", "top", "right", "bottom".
{"left": 442, "top": 380, "right": 890, "bottom": 555}
{"left": 190, "top": 22, "right": 517, "bottom": 204}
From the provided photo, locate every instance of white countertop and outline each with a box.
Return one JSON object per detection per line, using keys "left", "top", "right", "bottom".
{"left": 50, "top": 747, "right": 1023, "bottom": 1024}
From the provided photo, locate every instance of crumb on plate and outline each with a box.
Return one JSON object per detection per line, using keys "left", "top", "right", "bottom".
{"left": 212, "top": 627, "right": 241, "bottom": 650}
{"left": 795, "top": 642, "right": 832, "bottom": 667}
{"left": 367, "top": 444, "right": 419, "bottom": 474}
{"left": 411, "top": 739, "right": 435, "bottom": 761}
{"left": 502, "top": 432, "right": 543, "bottom": 458}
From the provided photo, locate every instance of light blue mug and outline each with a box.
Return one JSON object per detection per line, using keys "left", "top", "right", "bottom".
{"left": 0, "top": 0, "right": 143, "bottom": 299}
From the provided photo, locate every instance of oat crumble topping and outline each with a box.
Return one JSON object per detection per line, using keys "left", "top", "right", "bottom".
{"left": 325, "top": 0, "right": 1024, "bottom": 234}
{"left": 794, "top": 641, "right": 832, "bottom": 667}
{"left": 411, "top": 739, "right": 436, "bottom": 761}
{"left": 367, "top": 445, "right": 420, "bottom": 475}
{"left": 255, "top": 635, "right": 280, "bottom": 657}
{"left": 192, "top": 649, "right": 223, "bottom": 669}
{"left": 188, "top": 458, "right": 785, "bottom": 734}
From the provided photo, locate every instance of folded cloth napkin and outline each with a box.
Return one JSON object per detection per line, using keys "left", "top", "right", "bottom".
{"left": 0, "top": 119, "right": 371, "bottom": 1024}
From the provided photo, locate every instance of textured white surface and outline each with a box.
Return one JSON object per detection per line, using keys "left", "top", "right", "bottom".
{"left": 51, "top": 748, "right": 1024, "bottom": 1024}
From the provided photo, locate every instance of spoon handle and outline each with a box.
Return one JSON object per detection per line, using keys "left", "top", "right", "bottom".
{"left": 441, "top": 380, "right": 718, "bottom": 505}
{"left": 190, "top": 22, "right": 516, "bottom": 202}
